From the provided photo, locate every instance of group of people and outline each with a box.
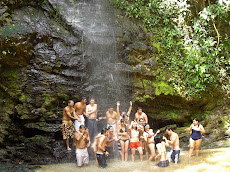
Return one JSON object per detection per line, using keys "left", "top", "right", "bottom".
{"left": 62, "top": 97, "right": 205, "bottom": 168}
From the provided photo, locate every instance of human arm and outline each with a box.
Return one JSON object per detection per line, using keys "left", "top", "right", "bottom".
{"left": 86, "top": 129, "right": 90, "bottom": 147}
{"left": 86, "top": 105, "right": 98, "bottom": 116}
{"left": 199, "top": 125, "right": 205, "bottom": 133}
{"left": 143, "top": 132, "right": 148, "bottom": 142}
{"left": 127, "top": 101, "right": 132, "bottom": 116}
{"left": 188, "top": 124, "right": 193, "bottom": 132}
{"left": 154, "top": 130, "right": 160, "bottom": 137}
{"left": 163, "top": 136, "right": 169, "bottom": 147}
{"left": 64, "top": 108, "right": 79, "bottom": 120}
{"left": 144, "top": 113, "right": 148, "bottom": 124}
{"left": 116, "top": 101, "right": 120, "bottom": 117}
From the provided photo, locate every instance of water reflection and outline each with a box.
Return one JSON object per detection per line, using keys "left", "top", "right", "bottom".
{"left": 35, "top": 148, "right": 230, "bottom": 172}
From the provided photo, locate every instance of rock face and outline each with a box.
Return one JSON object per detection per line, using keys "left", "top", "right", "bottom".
{"left": 0, "top": 0, "right": 229, "bottom": 165}
{"left": 0, "top": 0, "right": 133, "bottom": 164}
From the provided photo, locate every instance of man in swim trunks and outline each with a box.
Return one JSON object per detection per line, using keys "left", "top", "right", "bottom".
{"left": 74, "top": 97, "right": 87, "bottom": 131}
{"left": 135, "top": 107, "right": 148, "bottom": 124}
{"left": 62, "top": 100, "right": 80, "bottom": 150}
{"left": 86, "top": 98, "right": 98, "bottom": 143}
{"left": 97, "top": 128, "right": 109, "bottom": 168}
{"left": 165, "top": 126, "right": 180, "bottom": 164}
{"left": 73, "top": 125, "right": 90, "bottom": 167}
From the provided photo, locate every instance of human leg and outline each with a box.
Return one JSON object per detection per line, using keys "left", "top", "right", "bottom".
{"left": 148, "top": 143, "right": 155, "bottom": 161}
{"left": 137, "top": 146, "right": 143, "bottom": 161}
{"left": 189, "top": 137, "right": 195, "bottom": 157}
{"left": 195, "top": 139, "right": 202, "bottom": 157}
{"left": 120, "top": 140, "right": 125, "bottom": 161}
{"left": 124, "top": 140, "right": 129, "bottom": 161}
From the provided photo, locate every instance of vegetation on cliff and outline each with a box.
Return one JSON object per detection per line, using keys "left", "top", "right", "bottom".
{"left": 111, "top": 0, "right": 230, "bottom": 100}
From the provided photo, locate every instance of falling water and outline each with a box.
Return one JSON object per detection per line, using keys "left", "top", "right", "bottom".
{"left": 49, "top": 0, "right": 131, "bottom": 113}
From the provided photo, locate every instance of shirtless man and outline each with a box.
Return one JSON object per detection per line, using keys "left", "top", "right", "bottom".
{"left": 165, "top": 126, "right": 180, "bottom": 164}
{"left": 86, "top": 98, "right": 98, "bottom": 143}
{"left": 105, "top": 126, "right": 118, "bottom": 160}
{"left": 62, "top": 100, "right": 80, "bottom": 150}
{"left": 99, "top": 102, "right": 120, "bottom": 134}
{"left": 74, "top": 97, "right": 87, "bottom": 131}
{"left": 96, "top": 128, "right": 109, "bottom": 168}
{"left": 73, "top": 125, "right": 90, "bottom": 167}
{"left": 135, "top": 107, "right": 148, "bottom": 124}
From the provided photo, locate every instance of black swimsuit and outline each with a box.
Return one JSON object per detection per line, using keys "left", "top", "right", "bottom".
{"left": 120, "top": 125, "right": 129, "bottom": 142}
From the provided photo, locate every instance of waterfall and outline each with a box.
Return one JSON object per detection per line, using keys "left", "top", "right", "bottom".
{"left": 49, "top": 0, "right": 131, "bottom": 114}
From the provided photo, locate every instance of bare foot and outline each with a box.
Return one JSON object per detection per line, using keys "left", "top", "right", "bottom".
{"left": 94, "top": 160, "right": 98, "bottom": 166}
{"left": 67, "top": 147, "right": 72, "bottom": 151}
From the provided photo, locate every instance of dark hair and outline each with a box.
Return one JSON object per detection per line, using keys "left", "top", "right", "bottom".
{"left": 154, "top": 136, "right": 162, "bottom": 149}
{"left": 165, "top": 126, "right": 173, "bottom": 131}
{"left": 122, "top": 114, "right": 128, "bottom": 119}
{"left": 79, "top": 125, "right": 85, "bottom": 129}
{"left": 68, "top": 100, "right": 73, "bottom": 104}
{"left": 144, "top": 124, "right": 150, "bottom": 132}
{"left": 193, "top": 118, "right": 200, "bottom": 127}
{"left": 81, "top": 96, "right": 87, "bottom": 100}
{"left": 107, "top": 126, "right": 113, "bottom": 130}
{"left": 137, "top": 107, "right": 142, "bottom": 110}
{"left": 193, "top": 118, "right": 199, "bottom": 121}
{"left": 120, "top": 119, "right": 125, "bottom": 123}
{"left": 101, "top": 128, "right": 107, "bottom": 134}
{"left": 139, "top": 118, "right": 144, "bottom": 122}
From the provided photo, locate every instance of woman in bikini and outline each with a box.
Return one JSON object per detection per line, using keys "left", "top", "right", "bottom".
{"left": 154, "top": 135, "right": 169, "bottom": 167}
{"left": 128, "top": 121, "right": 143, "bottom": 161}
{"left": 117, "top": 119, "right": 129, "bottom": 161}
{"left": 143, "top": 124, "right": 160, "bottom": 161}
{"left": 188, "top": 118, "right": 205, "bottom": 157}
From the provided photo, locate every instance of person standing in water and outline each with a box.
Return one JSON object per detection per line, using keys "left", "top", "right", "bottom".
{"left": 165, "top": 126, "right": 180, "bottom": 164}
{"left": 117, "top": 119, "right": 129, "bottom": 161}
{"left": 99, "top": 102, "right": 120, "bottom": 135}
{"left": 97, "top": 128, "right": 109, "bottom": 168}
{"left": 62, "top": 100, "right": 80, "bottom": 150}
{"left": 73, "top": 125, "right": 90, "bottom": 167}
{"left": 135, "top": 107, "right": 148, "bottom": 124}
{"left": 105, "top": 126, "right": 117, "bottom": 161}
{"left": 188, "top": 118, "right": 205, "bottom": 157}
{"left": 74, "top": 97, "right": 87, "bottom": 131}
{"left": 129, "top": 121, "right": 143, "bottom": 161}
{"left": 86, "top": 98, "right": 98, "bottom": 143}
{"left": 154, "top": 136, "right": 169, "bottom": 167}
{"left": 143, "top": 124, "right": 160, "bottom": 161}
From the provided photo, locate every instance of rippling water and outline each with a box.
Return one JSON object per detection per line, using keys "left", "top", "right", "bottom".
{"left": 35, "top": 148, "right": 230, "bottom": 172}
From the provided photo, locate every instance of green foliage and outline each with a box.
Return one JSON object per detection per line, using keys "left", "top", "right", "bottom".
{"left": 111, "top": 0, "right": 230, "bottom": 99}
